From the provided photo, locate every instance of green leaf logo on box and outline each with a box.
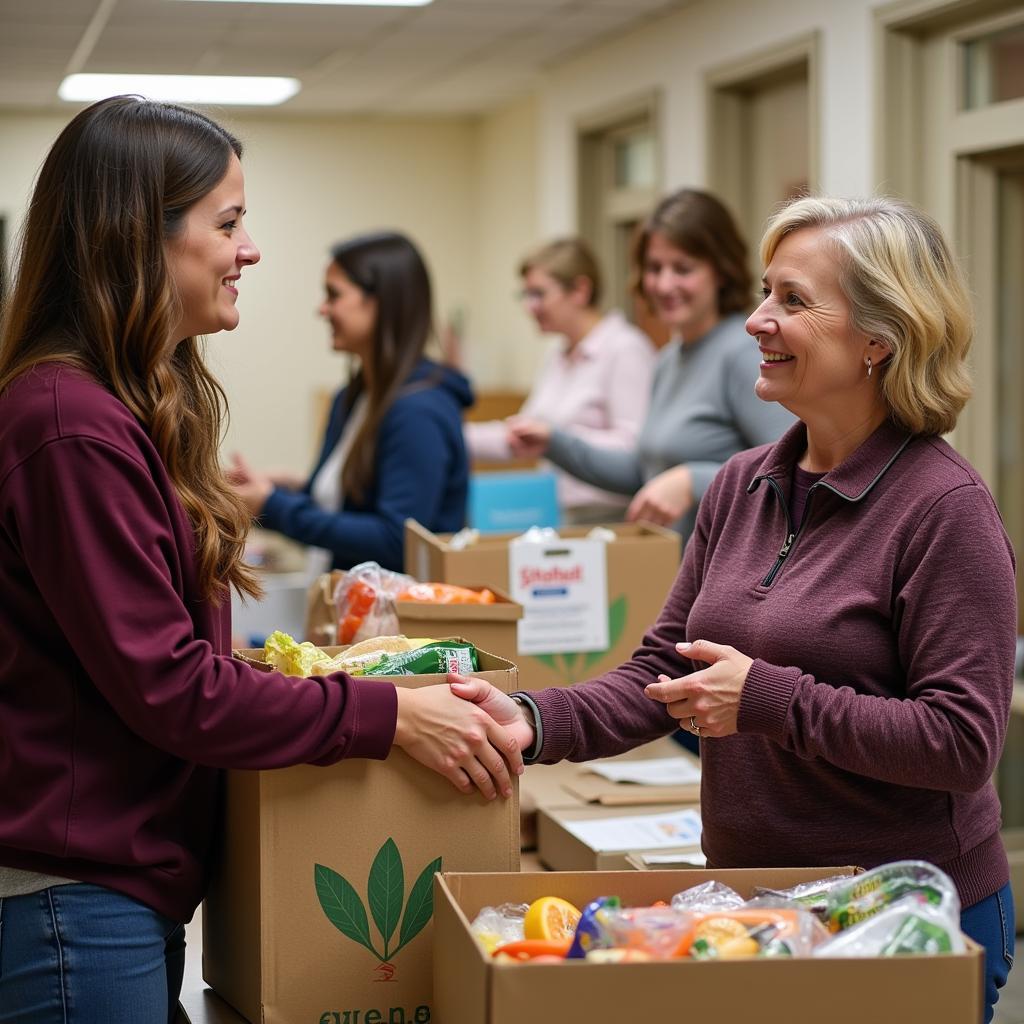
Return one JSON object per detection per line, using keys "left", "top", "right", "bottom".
{"left": 530, "top": 594, "right": 627, "bottom": 682}
{"left": 315, "top": 838, "right": 441, "bottom": 978}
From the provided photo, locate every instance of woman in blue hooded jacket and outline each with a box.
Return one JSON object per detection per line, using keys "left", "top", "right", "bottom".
{"left": 230, "top": 231, "right": 472, "bottom": 572}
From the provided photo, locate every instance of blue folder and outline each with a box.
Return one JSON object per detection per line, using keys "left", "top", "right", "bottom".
{"left": 468, "top": 471, "right": 561, "bottom": 534}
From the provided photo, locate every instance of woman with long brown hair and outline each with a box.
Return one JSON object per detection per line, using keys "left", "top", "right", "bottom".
{"left": 0, "top": 96, "right": 520, "bottom": 1023}
{"left": 228, "top": 230, "right": 473, "bottom": 572}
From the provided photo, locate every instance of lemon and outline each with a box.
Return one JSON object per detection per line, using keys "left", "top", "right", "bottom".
{"left": 522, "top": 896, "right": 582, "bottom": 942}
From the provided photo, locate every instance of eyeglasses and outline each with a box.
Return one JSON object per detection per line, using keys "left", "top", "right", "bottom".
{"left": 517, "top": 287, "right": 551, "bottom": 304}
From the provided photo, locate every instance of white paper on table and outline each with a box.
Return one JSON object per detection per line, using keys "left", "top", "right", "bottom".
{"left": 637, "top": 851, "right": 708, "bottom": 867}
{"left": 586, "top": 756, "right": 702, "bottom": 787}
{"left": 562, "top": 808, "right": 702, "bottom": 852}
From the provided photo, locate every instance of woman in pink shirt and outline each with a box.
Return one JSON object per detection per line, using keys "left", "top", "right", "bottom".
{"left": 465, "top": 238, "right": 656, "bottom": 524}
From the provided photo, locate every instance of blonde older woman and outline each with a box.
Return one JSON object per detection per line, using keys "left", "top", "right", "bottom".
{"left": 454, "top": 196, "right": 1016, "bottom": 1021}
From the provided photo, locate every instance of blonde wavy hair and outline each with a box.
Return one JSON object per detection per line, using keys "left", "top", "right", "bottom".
{"left": 760, "top": 196, "right": 973, "bottom": 436}
{"left": 0, "top": 96, "right": 260, "bottom": 602}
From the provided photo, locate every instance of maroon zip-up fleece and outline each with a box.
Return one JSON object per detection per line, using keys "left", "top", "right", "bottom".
{"left": 529, "top": 418, "right": 1017, "bottom": 908}
{"left": 0, "top": 365, "right": 398, "bottom": 922}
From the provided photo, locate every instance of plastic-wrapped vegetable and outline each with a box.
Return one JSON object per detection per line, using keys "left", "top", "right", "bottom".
{"left": 333, "top": 561, "right": 414, "bottom": 644}
{"left": 823, "top": 861, "right": 959, "bottom": 933}
{"left": 670, "top": 880, "right": 745, "bottom": 913}
{"left": 397, "top": 582, "right": 497, "bottom": 605}
{"left": 814, "top": 899, "right": 965, "bottom": 957}
{"left": 469, "top": 902, "right": 528, "bottom": 955}
{"left": 599, "top": 905, "right": 692, "bottom": 959}
{"left": 675, "top": 908, "right": 829, "bottom": 960}
{"left": 748, "top": 874, "right": 851, "bottom": 924}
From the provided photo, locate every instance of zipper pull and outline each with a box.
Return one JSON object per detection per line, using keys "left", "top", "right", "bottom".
{"left": 777, "top": 532, "right": 795, "bottom": 560}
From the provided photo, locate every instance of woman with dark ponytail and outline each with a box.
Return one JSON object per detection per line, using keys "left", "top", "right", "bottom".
{"left": 229, "top": 230, "right": 473, "bottom": 573}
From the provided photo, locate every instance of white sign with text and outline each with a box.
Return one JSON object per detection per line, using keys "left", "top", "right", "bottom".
{"left": 509, "top": 537, "right": 608, "bottom": 654}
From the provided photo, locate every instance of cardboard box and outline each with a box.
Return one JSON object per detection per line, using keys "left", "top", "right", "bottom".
{"left": 520, "top": 736, "right": 700, "bottom": 852}
{"left": 537, "top": 803, "right": 702, "bottom": 871}
{"left": 433, "top": 868, "right": 984, "bottom": 1024}
{"left": 203, "top": 650, "right": 520, "bottom": 1024}
{"left": 395, "top": 588, "right": 523, "bottom": 665}
{"left": 404, "top": 519, "right": 681, "bottom": 690}
{"left": 519, "top": 761, "right": 587, "bottom": 852}
{"left": 303, "top": 569, "right": 523, "bottom": 657}
{"left": 558, "top": 735, "right": 700, "bottom": 807}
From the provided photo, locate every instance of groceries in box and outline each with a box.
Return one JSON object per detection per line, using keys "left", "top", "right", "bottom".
{"left": 469, "top": 861, "right": 965, "bottom": 964}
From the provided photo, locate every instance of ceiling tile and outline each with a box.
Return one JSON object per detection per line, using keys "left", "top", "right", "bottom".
{"left": 0, "top": 0, "right": 696, "bottom": 116}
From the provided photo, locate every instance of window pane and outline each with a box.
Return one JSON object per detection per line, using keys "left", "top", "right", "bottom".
{"left": 962, "top": 23, "right": 1024, "bottom": 109}
{"left": 613, "top": 133, "right": 655, "bottom": 189}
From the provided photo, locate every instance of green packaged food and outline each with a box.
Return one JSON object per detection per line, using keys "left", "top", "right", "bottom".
{"left": 825, "top": 861, "right": 955, "bottom": 932}
{"left": 879, "top": 913, "right": 955, "bottom": 955}
{"left": 357, "top": 640, "right": 480, "bottom": 677}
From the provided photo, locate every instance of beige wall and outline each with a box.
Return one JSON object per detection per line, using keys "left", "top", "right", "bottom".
{"left": 464, "top": 94, "right": 545, "bottom": 393}
{"left": 535, "top": 0, "right": 879, "bottom": 235}
{"left": 0, "top": 108, "right": 539, "bottom": 471}
{"left": 207, "top": 112, "right": 481, "bottom": 470}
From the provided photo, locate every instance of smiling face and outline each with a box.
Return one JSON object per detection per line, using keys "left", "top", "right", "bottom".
{"left": 746, "top": 226, "right": 890, "bottom": 421}
{"left": 318, "top": 262, "right": 378, "bottom": 359}
{"left": 165, "top": 153, "right": 259, "bottom": 341}
{"left": 640, "top": 231, "right": 721, "bottom": 340}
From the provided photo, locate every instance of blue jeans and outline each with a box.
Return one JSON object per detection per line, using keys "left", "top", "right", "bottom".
{"left": 961, "top": 881, "right": 1015, "bottom": 1024}
{"left": 0, "top": 883, "right": 185, "bottom": 1024}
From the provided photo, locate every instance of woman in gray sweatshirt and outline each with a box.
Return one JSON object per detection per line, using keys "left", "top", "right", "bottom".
{"left": 509, "top": 189, "right": 793, "bottom": 545}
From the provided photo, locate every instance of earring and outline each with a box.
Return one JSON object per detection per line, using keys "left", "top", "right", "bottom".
{"left": 866, "top": 357, "right": 873, "bottom": 379}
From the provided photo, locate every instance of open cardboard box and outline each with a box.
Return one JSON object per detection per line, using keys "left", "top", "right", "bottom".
{"left": 537, "top": 803, "right": 703, "bottom": 871}
{"left": 395, "top": 586, "right": 523, "bottom": 664}
{"left": 404, "top": 519, "right": 681, "bottom": 691}
{"left": 202, "top": 646, "right": 520, "bottom": 1024}
{"left": 433, "top": 868, "right": 984, "bottom": 1024}
{"left": 304, "top": 567, "right": 523, "bottom": 659}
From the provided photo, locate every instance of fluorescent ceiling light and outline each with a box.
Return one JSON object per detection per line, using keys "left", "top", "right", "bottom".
{"left": 59, "top": 74, "right": 300, "bottom": 106}
{"left": 175, "top": 0, "right": 433, "bottom": 5}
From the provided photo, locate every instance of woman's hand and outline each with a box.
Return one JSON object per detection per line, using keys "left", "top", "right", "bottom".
{"left": 505, "top": 417, "right": 552, "bottom": 459}
{"left": 264, "top": 468, "right": 306, "bottom": 491}
{"left": 448, "top": 673, "right": 537, "bottom": 753}
{"left": 627, "top": 465, "right": 694, "bottom": 526}
{"left": 225, "top": 452, "right": 274, "bottom": 515}
{"left": 392, "top": 681, "right": 525, "bottom": 799}
{"left": 643, "top": 639, "right": 753, "bottom": 738}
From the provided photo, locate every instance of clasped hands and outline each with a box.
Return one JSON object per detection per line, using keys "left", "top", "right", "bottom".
{"left": 428, "top": 638, "right": 752, "bottom": 798}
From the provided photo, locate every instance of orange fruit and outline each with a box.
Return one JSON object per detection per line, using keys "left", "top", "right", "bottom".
{"left": 522, "top": 896, "right": 581, "bottom": 942}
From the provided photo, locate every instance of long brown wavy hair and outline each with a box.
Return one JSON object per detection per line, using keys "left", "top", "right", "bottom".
{"left": 0, "top": 95, "right": 260, "bottom": 601}
{"left": 330, "top": 232, "right": 436, "bottom": 505}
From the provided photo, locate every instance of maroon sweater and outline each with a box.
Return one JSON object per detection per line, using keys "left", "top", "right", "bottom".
{"left": 0, "top": 366, "right": 398, "bottom": 922}
{"left": 529, "top": 419, "right": 1017, "bottom": 908}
